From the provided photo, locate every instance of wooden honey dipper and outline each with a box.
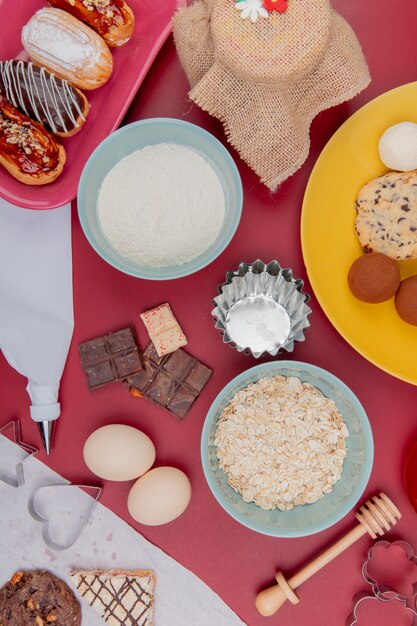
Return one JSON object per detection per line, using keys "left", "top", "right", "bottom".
{"left": 255, "top": 492, "right": 401, "bottom": 617}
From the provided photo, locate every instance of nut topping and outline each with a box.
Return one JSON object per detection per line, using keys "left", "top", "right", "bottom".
{"left": 1, "top": 115, "right": 44, "bottom": 156}
{"left": 10, "top": 572, "right": 24, "bottom": 586}
{"left": 81, "top": 0, "right": 116, "bottom": 18}
{"left": 0, "top": 94, "right": 62, "bottom": 176}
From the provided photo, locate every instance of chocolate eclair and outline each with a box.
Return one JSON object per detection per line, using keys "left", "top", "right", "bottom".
{"left": 0, "top": 60, "right": 89, "bottom": 137}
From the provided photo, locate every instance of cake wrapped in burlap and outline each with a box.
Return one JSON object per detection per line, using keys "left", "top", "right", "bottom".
{"left": 173, "top": 0, "right": 370, "bottom": 191}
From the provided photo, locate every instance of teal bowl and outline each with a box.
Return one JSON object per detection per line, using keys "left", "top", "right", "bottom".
{"left": 77, "top": 118, "right": 243, "bottom": 280}
{"left": 201, "top": 361, "right": 373, "bottom": 537}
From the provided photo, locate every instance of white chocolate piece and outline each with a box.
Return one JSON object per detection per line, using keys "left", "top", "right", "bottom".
{"left": 140, "top": 303, "right": 187, "bottom": 357}
{"left": 378, "top": 122, "right": 417, "bottom": 171}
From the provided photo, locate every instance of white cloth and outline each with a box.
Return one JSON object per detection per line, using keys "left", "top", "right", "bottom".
{"left": 0, "top": 436, "right": 246, "bottom": 626}
{"left": 0, "top": 199, "right": 73, "bottom": 421}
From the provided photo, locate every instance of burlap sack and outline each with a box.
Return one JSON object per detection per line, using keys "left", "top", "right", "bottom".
{"left": 173, "top": 0, "right": 370, "bottom": 190}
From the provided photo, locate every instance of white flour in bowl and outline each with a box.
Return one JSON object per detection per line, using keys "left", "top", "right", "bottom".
{"left": 97, "top": 143, "right": 226, "bottom": 268}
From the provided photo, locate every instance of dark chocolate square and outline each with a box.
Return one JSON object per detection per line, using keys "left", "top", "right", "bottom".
{"left": 79, "top": 337, "right": 108, "bottom": 366}
{"left": 126, "top": 360, "right": 156, "bottom": 393}
{"left": 114, "top": 349, "right": 143, "bottom": 378}
{"left": 85, "top": 361, "right": 116, "bottom": 389}
{"left": 185, "top": 362, "right": 212, "bottom": 392}
{"left": 146, "top": 372, "right": 177, "bottom": 406}
{"left": 143, "top": 342, "right": 165, "bottom": 365}
{"left": 167, "top": 385, "right": 198, "bottom": 419}
{"left": 79, "top": 327, "right": 143, "bottom": 390}
{"left": 163, "top": 349, "right": 195, "bottom": 378}
{"left": 107, "top": 328, "right": 136, "bottom": 353}
{"left": 125, "top": 342, "right": 212, "bottom": 419}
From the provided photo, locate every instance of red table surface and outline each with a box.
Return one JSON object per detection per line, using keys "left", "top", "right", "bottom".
{"left": 2, "top": 2, "right": 417, "bottom": 625}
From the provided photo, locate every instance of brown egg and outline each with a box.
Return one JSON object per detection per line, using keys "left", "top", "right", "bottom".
{"left": 395, "top": 276, "right": 417, "bottom": 325}
{"left": 348, "top": 253, "right": 401, "bottom": 303}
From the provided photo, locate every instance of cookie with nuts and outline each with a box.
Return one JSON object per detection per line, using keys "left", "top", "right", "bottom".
{"left": 0, "top": 570, "right": 81, "bottom": 626}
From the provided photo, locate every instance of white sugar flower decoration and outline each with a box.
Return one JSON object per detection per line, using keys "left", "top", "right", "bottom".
{"left": 235, "top": 0, "right": 268, "bottom": 23}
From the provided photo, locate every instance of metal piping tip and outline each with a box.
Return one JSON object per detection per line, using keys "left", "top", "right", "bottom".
{"left": 37, "top": 420, "right": 54, "bottom": 455}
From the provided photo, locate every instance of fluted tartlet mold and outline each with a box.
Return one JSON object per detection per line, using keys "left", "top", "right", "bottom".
{"left": 212, "top": 260, "right": 312, "bottom": 358}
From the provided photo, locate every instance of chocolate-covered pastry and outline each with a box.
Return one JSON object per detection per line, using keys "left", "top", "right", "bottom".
{"left": 126, "top": 343, "right": 212, "bottom": 419}
{"left": 0, "top": 570, "right": 81, "bottom": 626}
{"left": 0, "top": 60, "right": 89, "bottom": 137}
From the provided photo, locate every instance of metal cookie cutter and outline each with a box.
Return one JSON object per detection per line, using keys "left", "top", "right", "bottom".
{"left": 348, "top": 540, "right": 417, "bottom": 625}
{"left": 350, "top": 594, "right": 417, "bottom": 626}
{"left": 212, "top": 259, "right": 312, "bottom": 358}
{"left": 0, "top": 420, "right": 38, "bottom": 487}
{"left": 28, "top": 484, "right": 102, "bottom": 551}
{"left": 363, "top": 540, "right": 417, "bottom": 601}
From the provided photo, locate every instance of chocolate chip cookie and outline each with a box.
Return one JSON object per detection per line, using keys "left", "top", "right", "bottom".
{"left": 354, "top": 169, "right": 417, "bottom": 260}
{"left": 0, "top": 570, "right": 81, "bottom": 626}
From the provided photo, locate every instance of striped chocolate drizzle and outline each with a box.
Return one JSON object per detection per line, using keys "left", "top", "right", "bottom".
{"left": 76, "top": 573, "right": 153, "bottom": 625}
{"left": 0, "top": 60, "right": 86, "bottom": 134}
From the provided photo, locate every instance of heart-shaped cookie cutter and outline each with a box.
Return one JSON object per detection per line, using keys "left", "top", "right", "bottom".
{"left": 28, "top": 483, "right": 102, "bottom": 551}
{"left": 0, "top": 420, "right": 38, "bottom": 487}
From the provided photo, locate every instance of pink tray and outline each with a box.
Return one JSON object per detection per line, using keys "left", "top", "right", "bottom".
{"left": 0, "top": 0, "right": 185, "bottom": 210}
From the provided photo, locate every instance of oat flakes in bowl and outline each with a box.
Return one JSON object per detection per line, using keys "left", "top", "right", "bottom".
{"left": 215, "top": 375, "right": 349, "bottom": 512}
{"left": 201, "top": 361, "right": 373, "bottom": 537}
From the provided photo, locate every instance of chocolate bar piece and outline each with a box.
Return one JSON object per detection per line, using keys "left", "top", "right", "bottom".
{"left": 79, "top": 328, "right": 143, "bottom": 390}
{"left": 125, "top": 343, "right": 212, "bottom": 419}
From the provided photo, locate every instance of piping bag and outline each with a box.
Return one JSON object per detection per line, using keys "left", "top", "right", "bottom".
{"left": 0, "top": 198, "right": 74, "bottom": 454}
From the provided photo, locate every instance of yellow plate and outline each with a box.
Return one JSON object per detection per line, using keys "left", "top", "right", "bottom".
{"left": 301, "top": 82, "right": 417, "bottom": 386}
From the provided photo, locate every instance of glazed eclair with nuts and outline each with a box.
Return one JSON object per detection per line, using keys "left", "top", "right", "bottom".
{"left": 0, "top": 94, "right": 66, "bottom": 185}
{"left": 48, "top": 0, "right": 135, "bottom": 46}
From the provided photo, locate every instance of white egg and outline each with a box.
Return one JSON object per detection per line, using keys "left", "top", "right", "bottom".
{"left": 378, "top": 122, "right": 417, "bottom": 171}
{"left": 127, "top": 467, "right": 192, "bottom": 526}
{"left": 83, "top": 424, "right": 156, "bottom": 481}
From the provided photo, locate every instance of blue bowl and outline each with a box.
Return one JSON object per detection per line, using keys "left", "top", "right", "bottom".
{"left": 78, "top": 118, "right": 243, "bottom": 280}
{"left": 201, "top": 361, "right": 373, "bottom": 537}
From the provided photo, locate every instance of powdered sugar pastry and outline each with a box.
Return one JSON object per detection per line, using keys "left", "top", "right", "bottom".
{"left": 22, "top": 8, "right": 106, "bottom": 73}
{"left": 98, "top": 143, "right": 226, "bottom": 268}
